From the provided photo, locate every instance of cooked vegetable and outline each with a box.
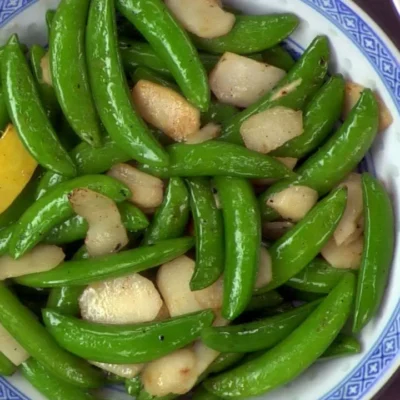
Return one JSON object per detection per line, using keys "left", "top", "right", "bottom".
{"left": 91, "top": 362, "right": 143, "bottom": 379}
{"left": 194, "top": 277, "right": 224, "bottom": 310}
{"left": 185, "top": 123, "right": 221, "bottom": 144}
{"left": 0, "top": 323, "right": 28, "bottom": 366}
{"left": 321, "top": 236, "right": 363, "bottom": 270}
{"left": 262, "top": 221, "right": 294, "bottom": 241}
{"left": 209, "top": 53, "right": 285, "bottom": 108}
{"left": 255, "top": 247, "right": 273, "bottom": 289}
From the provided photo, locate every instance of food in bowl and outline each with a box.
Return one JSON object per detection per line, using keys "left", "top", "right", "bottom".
{"left": 0, "top": 0, "right": 395, "bottom": 399}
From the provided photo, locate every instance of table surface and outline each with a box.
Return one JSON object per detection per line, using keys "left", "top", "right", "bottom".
{"left": 350, "top": 1, "right": 399, "bottom": 398}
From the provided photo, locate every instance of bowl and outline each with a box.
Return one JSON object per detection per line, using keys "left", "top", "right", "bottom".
{"left": 0, "top": 0, "right": 399, "bottom": 399}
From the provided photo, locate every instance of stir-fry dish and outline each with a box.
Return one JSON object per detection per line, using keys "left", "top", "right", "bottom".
{"left": 0, "top": 0, "right": 395, "bottom": 399}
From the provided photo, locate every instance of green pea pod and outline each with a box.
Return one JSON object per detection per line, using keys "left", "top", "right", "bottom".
{"left": 21, "top": 358, "right": 95, "bottom": 400}
{"left": 35, "top": 172, "right": 69, "bottom": 200}
{"left": 201, "top": 101, "right": 239, "bottom": 126}
{"left": 204, "top": 273, "right": 355, "bottom": 398}
{"left": 0, "top": 352, "right": 16, "bottom": 376}
{"left": 286, "top": 258, "right": 349, "bottom": 293}
{"left": 140, "top": 142, "right": 294, "bottom": 180}
{"left": 257, "top": 188, "right": 347, "bottom": 293}
{"left": 320, "top": 334, "right": 361, "bottom": 360}
{"left": 30, "top": 45, "right": 60, "bottom": 124}
{"left": 50, "top": 0, "right": 103, "bottom": 147}
{"left": 9, "top": 175, "right": 131, "bottom": 258}
{"left": 245, "top": 291, "right": 284, "bottom": 313}
{"left": 205, "top": 353, "right": 245, "bottom": 376}
{"left": 271, "top": 74, "right": 345, "bottom": 158}
{"left": 191, "top": 14, "right": 299, "bottom": 55}
{"left": 215, "top": 177, "right": 261, "bottom": 320}
{"left": 193, "top": 386, "right": 221, "bottom": 400}
{"left": 0, "top": 88, "right": 9, "bottom": 132}
{"left": 1, "top": 35, "right": 76, "bottom": 177}
{"left": 353, "top": 173, "right": 394, "bottom": 332}
{"left": 119, "top": 39, "right": 173, "bottom": 78}
{"left": 0, "top": 282, "right": 102, "bottom": 388}
{"left": 131, "top": 67, "right": 179, "bottom": 91}
{"left": 116, "top": 0, "right": 210, "bottom": 111}
{"left": 262, "top": 45, "right": 295, "bottom": 71}
{"left": 0, "top": 227, "right": 12, "bottom": 256}
{"left": 46, "top": 10, "right": 56, "bottom": 34}
{"left": 16, "top": 237, "right": 194, "bottom": 287}
{"left": 45, "top": 202, "right": 148, "bottom": 245}
{"left": 87, "top": 0, "right": 169, "bottom": 167}
{"left": 143, "top": 178, "right": 190, "bottom": 245}
{"left": 43, "top": 308, "right": 214, "bottom": 364}
{"left": 220, "top": 36, "right": 329, "bottom": 144}
{"left": 202, "top": 300, "right": 321, "bottom": 353}
{"left": 126, "top": 376, "right": 142, "bottom": 397}
{"left": 186, "top": 178, "right": 224, "bottom": 291}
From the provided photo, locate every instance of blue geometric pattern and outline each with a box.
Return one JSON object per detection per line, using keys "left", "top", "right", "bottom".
{"left": 0, "top": 0, "right": 398, "bottom": 399}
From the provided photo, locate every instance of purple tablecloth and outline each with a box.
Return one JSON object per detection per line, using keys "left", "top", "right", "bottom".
{"left": 352, "top": 2, "right": 399, "bottom": 398}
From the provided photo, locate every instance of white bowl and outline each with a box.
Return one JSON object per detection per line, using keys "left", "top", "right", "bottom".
{"left": 0, "top": 0, "right": 399, "bottom": 399}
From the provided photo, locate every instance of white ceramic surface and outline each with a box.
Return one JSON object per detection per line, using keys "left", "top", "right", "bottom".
{"left": 0, "top": 1, "right": 399, "bottom": 399}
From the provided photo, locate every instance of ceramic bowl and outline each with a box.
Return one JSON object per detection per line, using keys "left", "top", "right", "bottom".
{"left": 0, "top": 0, "right": 399, "bottom": 399}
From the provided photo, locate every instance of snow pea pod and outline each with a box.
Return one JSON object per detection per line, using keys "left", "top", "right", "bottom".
{"left": 320, "top": 334, "right": 361, "bottom": 360}
{"left": 187, "top": 178, "right": 224, "bottom": 291}
{"left": 193, "top": 386, "right": 221, "bottom": 400}
{"left": 50, "top": 0, "right": 102, "bottom": 147}
{"left": 215, "top": 177, "right": 261, "bottom": 320}
{"left": 191, "top": 14, "right": 299, "bottom": 55}
{"left": 272, "top": 74, "right": 345, "bottom": 158}
{"left": 116, "top": 0, "right": 210, "bottom": 111}
{"left": 131, "top": 67, "right": 179, "bottom": 91}
{"left": 202, "top": 300, "right": 321, "bottom": 353}
{"left": 260, "top": 89, "right": 379, "bottom": 221}
{"left": 286, "top": 258, "right": 349, "bottom": 293}
{"left": 16, "top": 237, "right": 194, "bottom": 287}
{"left": 201, "top": 101, "right": 238, "bottom": 126}
{"left": 43, "top": 308, "right": 214, "bottom": 364}
{"left": 204, "top": 273, "right": 355, "bottom": 398}
{"left": 87, "top": 0, "right": 168, "bottom": 167}
{"left": 0, "top": 352, "right": 15, "bottom": 376}
{"left": 205, "top": 353, "right": 245, "bottom": 376}
{"left": 21, "top": 358, "right": 95, "bottom": 400}
{"left": 353, "top": 173, "right": 394, "bottom": 332}
{"left": 46, "top": 10, "right": 56, "bottom": 34}
{"left": 220, "top": 35, "right": 329, "bottom": 144}
{"left": 262, "top": 45, "right": 295, "bottom": 71}
{"left": 143, "top": 178, "right": 189, "bottom": 245}
{"left": 257, "top": 188, "right": 347, "bottom": 293}
{"left": 30, "top": 45, "right": 60, "bottom": 124}
{"left": 0, "top": 89, "right": 9, "bottom": 132}
{"left": 9, "top": 175, "right": 131, "bottom": 259}
{"left": 0, "top": 282, "right": 102, "bottom": 388}
{"left": 2, "top": 35, "right": 76, "bottom": 177}
{"left": 140, "top": 142, "right": 294, "bottom": 180}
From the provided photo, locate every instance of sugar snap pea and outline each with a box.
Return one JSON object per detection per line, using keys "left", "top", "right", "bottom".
{"left": 215, "top": 177, "right": 261, "bottom": 320}
{"left": 50, "top": 0, "right": 103, "bottom": 147}
{"left": 257, "top": 188, "right": 347, "bottom": 293}
{"left": 205, "top": 353, "right": 245, "bottom": 376}
{"left": 87, "top": 0, "right": 169, "bottom": 167}
{"left": 16, "top": 237, "right": 194, "bottom": 287}
{"left": 43, "top": 308, "right": 214, "bottom": 364}
{"left": 2, "top": 35, "right": 76, "bottom": 177}
{"left": 186, "top": 178, "right": 224, "bottom": 291}
{"left": 143, "top": 178, "right": 189, "bottom": 245}
{"left": 271, "top": 74, "right": 345, "bottom": 158}
{"left": 0, "top": 282, "right": 102, "bottom": 388}
{"left": 220, "top": 35, "right": 329, "bottom": 144}
{"left": 260, "top": 89, "right": 379, "bottom": 221}
{"left": 0, "top": 352, "right": 16, "bottom": 376}
{"left": 202, "top": 300, "right": 321, "bottom": 353}
{"left": 9, "top": 175, "right": 131, "bottom": 258}
{"left": 140, "top": 142, "right": 294, "bottom": 180}
{"left": 131, "top": 67, "right": 179, "bottom": 91}
{"left": 353, "top": 173, "right": 394, "bottom": 332}
{"left": 46, "top": 10, "right": 56, "bottom": 34}
{"left": 201, "top": 101, "right": 238, "bottom": 126}
{"left": 320, "top": 334, "right": 361, "bottom": 360}
{"left": 116, "top": 0, "right": 210, "bottom": 111}
{"left": 286, "top": 258, "right": 349, "bottom": 293}
{"left": 204, "top": 274, "right": 355, "bottom": 397}
{"left": 193, "top": 386, "right": 221, "bottom": 400}
{"left": 262, "top": 45, "right": 295, "bottom": 71}
{"left": 191, "top": 14, "right": 299, "bottom": 55}
{"left": 21, "top": 358, "right": 95, "bottom": 400}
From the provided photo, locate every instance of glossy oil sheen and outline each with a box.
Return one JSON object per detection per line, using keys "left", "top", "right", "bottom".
{"left": 187, "top": 178, "right": 224, "bottom": 290}
{"left": 43, "top": 309, "right": 214, "bottom": 364}
{"left": 220, "top": 35, "right": 330, "bottom": 144}
{"left": 143, "top": 177, "right": 190, "bottom": 245}
{"left": 353, "top": 173, "right": 395, "bottom": 332}
{"left": 86, "top": 0, "right": 169, "bottom": 166}
{"left": 0, "top": 282, "right": 102, "bottom": 388}
{"left": 258, "top": 188, "right": 347, "bottom": 292}
{"left": 50, "top": 0, "right": 102, "bottom": 147}
{"left": 116, "top": 0, "right": 210, "bottom": 111}
{"left": 191, "top": 14, "right": 299, "bottom": 55}
{"left": 1, "top": 35, "right": 76, "bottom": 177}
{"left": 204, "top": 274, "right": 355, "bottom": 398}
{"left": 47, "top": 286, "right": 84, "bottom": 316}
{"left": 9, "top": 175, "right": 131, "bottom": 258}
{"left": 16, "top": 237, "right": 194, "bottom": 287}
{"left": 215, "top": 177, "right": 261, "bottom": 320}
